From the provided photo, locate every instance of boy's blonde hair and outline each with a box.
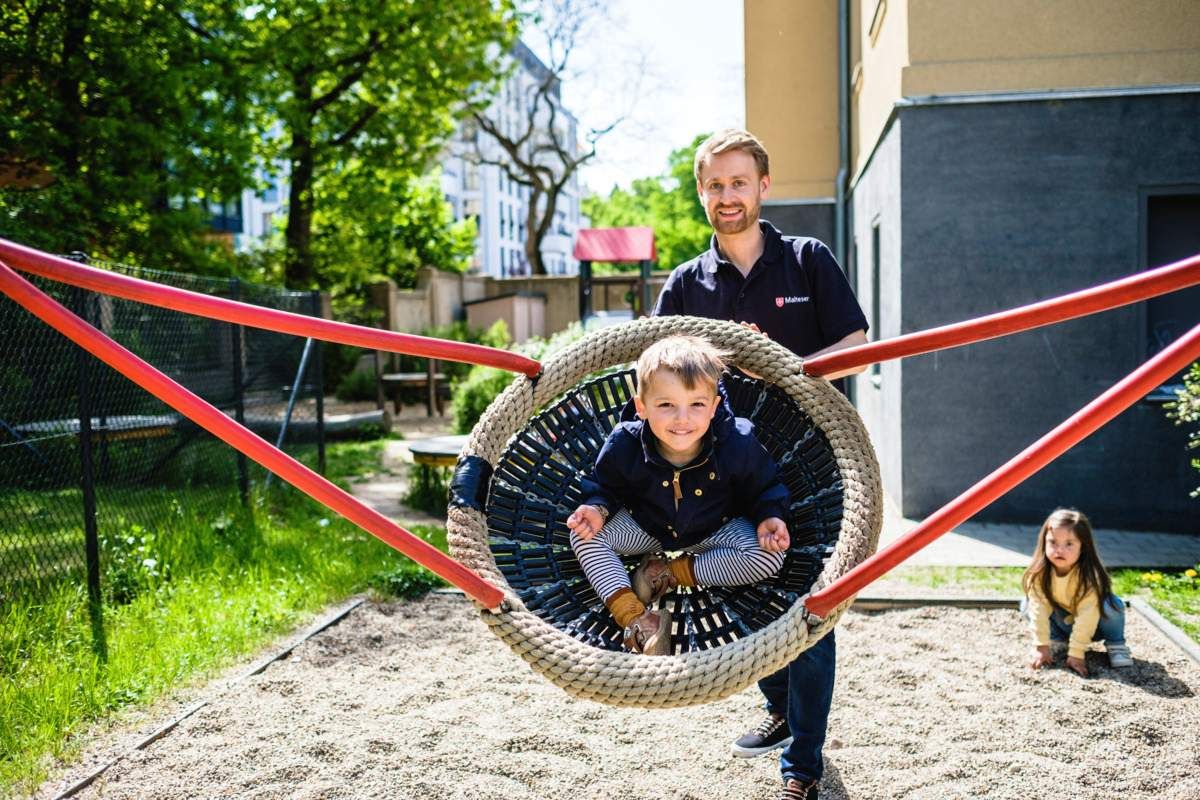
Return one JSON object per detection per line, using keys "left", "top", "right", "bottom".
{"left": 636, "top": 335, "right": 727, "bottom": 397}
{"left": 693, "top": 128, "right": 770, "bottom": 183}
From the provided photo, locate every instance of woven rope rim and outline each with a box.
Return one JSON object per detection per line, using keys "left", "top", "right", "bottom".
{"left": 446, "top": 316, "right": 882, "bottom": 707}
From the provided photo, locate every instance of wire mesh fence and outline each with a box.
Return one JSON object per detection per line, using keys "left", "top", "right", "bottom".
{"left": 0, "top": 255, "right": 326, "bottom": 602}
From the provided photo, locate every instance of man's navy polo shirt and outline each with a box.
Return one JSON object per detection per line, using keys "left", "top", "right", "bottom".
{"left": 652, "top": 220, "right": 868, "bottom": 360}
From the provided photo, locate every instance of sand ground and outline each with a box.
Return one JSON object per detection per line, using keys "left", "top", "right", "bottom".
{"left": 36, "top": 591, "right": 1200, "bottom": 800}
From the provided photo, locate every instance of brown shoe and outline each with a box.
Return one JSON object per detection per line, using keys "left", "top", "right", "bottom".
{"left": 623, "top": 607, "right": 673, "bottom": 655}
{"left": 631, "top": 554, "right": 678, "bottom": 605}
{"left": 779, "top": 777, "right": 818, "bottom": 800}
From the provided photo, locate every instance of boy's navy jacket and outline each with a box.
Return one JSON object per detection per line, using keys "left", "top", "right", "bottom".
{"left": 579, "top": 400, "right": 790, "bottom": 550}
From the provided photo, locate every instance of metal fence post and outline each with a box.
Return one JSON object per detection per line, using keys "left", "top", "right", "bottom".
{"left": 71, "top": 276, "right": 107, "bottom": 658}
{"left": 230, "top": 278, "right": 249, "bottom": 504}
{"left": 312, "top": 291, "right": 326, "bottom": 475}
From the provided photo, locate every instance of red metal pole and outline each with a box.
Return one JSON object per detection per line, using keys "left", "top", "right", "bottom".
{"left": 0, "top": 258, "right": 507, "bottom": 610}
{"left": 0, "top": 237, "right": 541, "bottom": 378}
{"left": 805, "top": 321, "right": 1200, "bottom": 619}
{"left": 804, "top": 252, "right": 1200, "bottom": 377}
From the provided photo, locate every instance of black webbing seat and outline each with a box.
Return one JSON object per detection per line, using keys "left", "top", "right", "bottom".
{"left": 485, "top": 369, "right": 843, "bottom": 653}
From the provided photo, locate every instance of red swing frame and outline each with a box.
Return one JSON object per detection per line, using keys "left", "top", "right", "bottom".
{"left": 1, "top": 237, "right": 1197, "bottom": 619}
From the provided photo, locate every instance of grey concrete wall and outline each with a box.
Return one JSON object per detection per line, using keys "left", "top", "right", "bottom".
{"left": 849, "top": 121, "right": 905, "bottom": 512}
{"left": 897, "top": 91, "right": 1200, "bottom": 532}
{"left": 762, "top": 200, "right": 835, "bottom": 246}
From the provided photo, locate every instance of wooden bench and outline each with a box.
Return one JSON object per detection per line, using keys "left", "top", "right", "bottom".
{"left": 379, "top": 363, "right": 449, "bottom": 417}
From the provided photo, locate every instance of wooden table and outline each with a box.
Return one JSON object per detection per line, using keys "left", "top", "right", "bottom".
{"left": 379, "top": 364, "right": 449, "bottom": 417}
{"left": 407, "top": 434, "right": 469, "bottom": 468}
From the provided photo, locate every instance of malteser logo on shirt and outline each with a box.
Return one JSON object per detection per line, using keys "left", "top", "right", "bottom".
{"left": 774, "top": 296, "right": 810, "bottom": 308}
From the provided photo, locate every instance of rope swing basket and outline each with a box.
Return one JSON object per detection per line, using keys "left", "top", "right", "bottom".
{"left": 447, "top": 316, "right": 883, "bottom": 708}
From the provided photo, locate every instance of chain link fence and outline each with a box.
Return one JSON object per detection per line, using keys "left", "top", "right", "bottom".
{"left": 0, "top": 256, "right": 326, "bottom": 602}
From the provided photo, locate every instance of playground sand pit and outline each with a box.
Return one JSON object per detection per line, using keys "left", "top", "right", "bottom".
{"left": 43, "top": 593, "right": 1200, "bottom": 800}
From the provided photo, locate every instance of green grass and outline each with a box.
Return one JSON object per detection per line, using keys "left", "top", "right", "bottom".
{"left": 883, "top": 566, "right": 1025, "bottom": 595}
{"left": 0, "top": 437, "right": 446, "bottom": 796}
{"left": 885, "top": 565, "right": 1200, "bottom": 644}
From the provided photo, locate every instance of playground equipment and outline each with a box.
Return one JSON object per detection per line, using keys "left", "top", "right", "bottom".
{"left": 1, "top": 236, "right": 1197, "bottom": 708}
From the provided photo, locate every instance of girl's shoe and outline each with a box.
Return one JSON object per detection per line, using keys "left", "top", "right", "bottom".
{"left": 632, "top": 554, "right": 678, "bottom": 605}
{"left": 623, "top": 607, "right": 673, "bottom": 655}
{"left": 1107, "top": 643, "right": 1134, "bottom": 668}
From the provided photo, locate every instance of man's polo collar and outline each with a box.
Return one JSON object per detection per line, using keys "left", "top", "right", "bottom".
{"left": 703, "top": 220, "right": 787, "bottom": 274}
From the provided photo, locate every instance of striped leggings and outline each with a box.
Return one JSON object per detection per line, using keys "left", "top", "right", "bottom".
{"left": 570, "top": 509, "right": 786, "bottom": 603}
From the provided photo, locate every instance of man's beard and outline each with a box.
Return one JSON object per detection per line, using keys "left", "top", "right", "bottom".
{"left": 709, "top": 199, "right": 760, "bottom": 235}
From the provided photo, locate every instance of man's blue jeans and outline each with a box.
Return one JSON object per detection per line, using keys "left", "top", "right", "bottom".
{"left": 1020, "top": 594, "right": 1127, "bottom": 645}
{"left": 758, "top": 630, "right": 836, "bottom": 783}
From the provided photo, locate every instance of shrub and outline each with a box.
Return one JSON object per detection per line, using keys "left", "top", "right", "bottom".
{"left": 335, "top": 365, "right": 378, "bottom": 402}
{"left": 451, "top": 322, "right": 589, "bottom": 434}
{"left": 1166, "top": 362, "right": 1200, "bottom": 497}
{"left": 100, "top": 519, "right": 168, "bottom": 605}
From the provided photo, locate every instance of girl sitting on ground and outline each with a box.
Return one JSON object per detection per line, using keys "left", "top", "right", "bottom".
{"left": 566, "top": 335, "right": 791, "bottom": 656}
{"left": 1022, "top": 507, "right": 1132, "bottom": 676}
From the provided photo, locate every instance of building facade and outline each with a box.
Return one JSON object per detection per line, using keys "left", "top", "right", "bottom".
{"left": 442, "top": 41, "right": 584, "bottom": 278}
{"left": 744, "top": 0, "right": 1200, "bottom": 532}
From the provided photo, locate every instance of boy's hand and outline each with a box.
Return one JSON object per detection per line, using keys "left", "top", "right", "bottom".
{"left": 756, "top": 517, "right": 790, "bottom": 552}
{"left": 1029, "top": 645, "right": 1053, "bottom": 670}
{"left": 1066, "top": 655, "right": 1088, "bottom": 678}
{"left": 566, "top": 504, "right": 606, "bottom": 541}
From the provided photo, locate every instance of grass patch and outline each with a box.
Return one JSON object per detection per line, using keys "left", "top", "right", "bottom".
{"left": 883, "top": 565, "right": 1200, "bottom": 645}
{"left": 882, "top": 566, "right": 1024, "bottom": 595}
{"left": 0, "top": 437, "right": 445, "bottom": 796}
{"left": 1112, "top": 567, "right": 1200, "bottom": 644}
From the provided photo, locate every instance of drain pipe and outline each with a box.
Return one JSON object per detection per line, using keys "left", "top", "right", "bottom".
{"left": 835, "top": 0, "right": 850, "bottom": 266}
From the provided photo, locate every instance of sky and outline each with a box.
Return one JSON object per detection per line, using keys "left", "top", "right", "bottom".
{"left": 542, "top": 0, "right": 745, "bottom": 196}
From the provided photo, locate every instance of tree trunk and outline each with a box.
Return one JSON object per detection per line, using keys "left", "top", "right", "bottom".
{"left": 524, "top": 187, "right": 546, "bottom": 275}
{"left": 285, "top": 74, "right": 316, "bottom": 287}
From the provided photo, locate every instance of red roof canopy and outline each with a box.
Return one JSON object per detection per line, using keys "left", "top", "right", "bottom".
{"left": 573, "top": 227, "right": 656, "bottom": 262}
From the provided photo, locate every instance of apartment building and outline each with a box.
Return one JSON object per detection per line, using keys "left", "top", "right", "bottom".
{"left": 442, "top": 40, "right": 584, "bottom": 278}
{"left": 744, "top": 0, "right": 1200, "bottom": 531}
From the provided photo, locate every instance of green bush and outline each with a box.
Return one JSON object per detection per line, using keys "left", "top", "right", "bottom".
{"left": 100, "top": 519, "right": 168, "bottom": 605}
{"left": 335, "top": 365, "right": 378, "bottom": 402}
{"left": 1166, "top": 362, "right": 1200, "bottom": 497}
{"left": 451, "top": 322, "right": 589, "bottom": 434}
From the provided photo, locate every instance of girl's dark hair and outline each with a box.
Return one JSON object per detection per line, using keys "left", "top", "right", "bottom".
{"left": 1021, "top": 508, "right": 1112, "bottom": 617}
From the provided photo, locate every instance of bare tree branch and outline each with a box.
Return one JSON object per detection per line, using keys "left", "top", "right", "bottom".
{"left": 470, "top": 0, "right": 629, "bottom": 274}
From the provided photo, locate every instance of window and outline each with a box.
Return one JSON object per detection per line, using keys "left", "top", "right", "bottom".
{"left": 1143, "top": 190, "right": 1200, "bottom": 398}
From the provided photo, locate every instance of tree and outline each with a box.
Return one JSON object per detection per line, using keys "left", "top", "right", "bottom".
{"left": 237, "top": 0, "right": 516, "bottom": 288}
{"left": 468, "top": 0, "right": 627, "bottom": 275}
{"left": 310, "top": 166, "right": 478, "bottom": 296}
{"left": 1167, "top": 362, "right": 1200, "bottom": 498}
{"left": 581, "top": 134, "right": 712, "bottom": 271}
{"left": 0, "top": 1, "right": 256, "bottom": 270}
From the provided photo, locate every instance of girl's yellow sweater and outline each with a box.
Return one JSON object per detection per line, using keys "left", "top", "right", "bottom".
{"left": 1026, "top": 566, "right": 1101, "bottom": 659}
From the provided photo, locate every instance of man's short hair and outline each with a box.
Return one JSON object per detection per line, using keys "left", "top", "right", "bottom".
{"left": 694, "top": 129, "right": 770, "bottom": 183}
{"left": 636, "top": 335, "right": 727, "bottom": 397}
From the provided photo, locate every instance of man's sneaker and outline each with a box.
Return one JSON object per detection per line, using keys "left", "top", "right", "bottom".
{"left": 1107, "top": 643, "right": 1134, "bottom": 668}
{"left": 623, "top": 607, "right": 673, "bottom": 656}
{"left": 730, "top": 711, "right": 792, "bottom": 757}
{"left": 631, "top": 554, "right": 678, "bottom": 605}
{"left": 779, "top": 777, "right": 819, "bottom": 800}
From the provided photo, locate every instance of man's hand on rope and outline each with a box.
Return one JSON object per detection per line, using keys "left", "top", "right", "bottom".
{"left": 567, "top": 504, "right": 607, "bottom": 541}
{"left": 756, "top": 516, "right": 790, "bottom": 552}
{"left": 737, "top": 321, "right": 767, "bottom": 380}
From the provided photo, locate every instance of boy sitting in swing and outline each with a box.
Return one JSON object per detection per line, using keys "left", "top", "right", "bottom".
{"left": 567, "top": 334, "right": 792, "bottom": 655}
